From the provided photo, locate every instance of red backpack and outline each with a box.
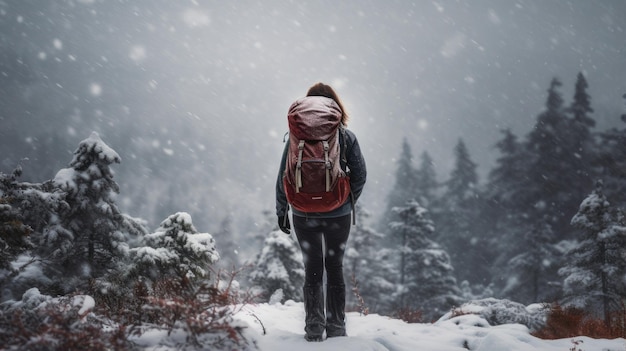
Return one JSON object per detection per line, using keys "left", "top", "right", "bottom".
{"left": 283, "top": 96, "right": 351, "bottom": 213}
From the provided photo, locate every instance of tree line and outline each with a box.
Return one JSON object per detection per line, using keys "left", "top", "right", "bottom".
{"left": 351, "top": 72, "right": 626, "bottom": 322}
{"left": 2, "top": 72, "right": 625, "bottom": 337}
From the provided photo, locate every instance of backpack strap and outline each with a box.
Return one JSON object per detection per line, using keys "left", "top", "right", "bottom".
{"left": 339, "top": 127, "right": 348, "bottom": 172}
{"left": 339, "top": 128, "right": 356, "bottom": 225}
{"left": 296, "top": 140, "right": 305, "bottom": 193}
{"left": 283, "top": 204, "right": 290, "bottom": 227}
{"left": 323, "top": 140, "right": 331, "bottom": 191}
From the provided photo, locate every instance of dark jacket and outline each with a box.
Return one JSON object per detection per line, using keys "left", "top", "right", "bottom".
{"left": 276, "top": 128, "right": 367, "bottom": 219}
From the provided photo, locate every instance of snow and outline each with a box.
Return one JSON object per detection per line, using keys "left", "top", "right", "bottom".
{"left": 13, "top": 288, "right": 50, "bottom": 309}
{"left": 53, "top": 167, "right": 77, "bottom": 191}
{"left": 74, "top": 295, "right": 95, "bottom": 315}
{"left": 235, "top": 302, "right": 625, "bottom": 351}
{"left": 10, "top": 254, "right": 50, "bottom": 286}
{"left": 83, "top": 131, "right": 121, "bottom": 163}
{"left": 263, "top": 259, "right": 289, "bottom": 280}
{"left": 129, "top": 45, "right": 147, "bottom": 62}
{"left": 181, "top": 8, "right": 210, "bottom": 28}
{"left": 52, "top": 38, "right": 62, "bottom": 50}
{"left": 161, "top": 211, "right": 193, "bottom": 228}
{"left": 89, "top": 83, "right": 102, "bottom": 96}
{"left": 268, "top": 289, "right": 284, "bottom": 305}
{"left": 134, "top": 212, "right": 220, "bottom": 278}
{"left": 4, "top": 275, "right": 624, "bottom": 351}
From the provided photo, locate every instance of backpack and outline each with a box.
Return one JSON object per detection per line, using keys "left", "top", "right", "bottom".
{"left": 283, "top": 96, "right": 351, "bottom": 213}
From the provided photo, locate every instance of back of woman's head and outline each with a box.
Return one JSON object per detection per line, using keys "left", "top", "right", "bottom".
{"left": 306, "top": 82, "right": 349, "bottom": 125}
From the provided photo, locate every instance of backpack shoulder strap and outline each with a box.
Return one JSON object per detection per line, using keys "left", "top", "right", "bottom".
{"left": 339, "top": 127, "right": 348, "bottom": 172}
{"left": 338, "top": 127, "right": 357, "bottom": 225}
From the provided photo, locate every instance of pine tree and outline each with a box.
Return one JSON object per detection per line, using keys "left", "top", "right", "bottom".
{"left": 43, "top": 132, "right": 145, "bottom": 293}
{"left": 568, "top": 72, "right": 595, "bottom": 146}
{"left": 390, "top": 200, "right": 460, "bottom": 320}
{"left": 249, "top": 230, "right": 304, "bottom": 303}
{"left": 214, "top": 213, "right": 240, "bottom": 270}
{"left": 485, "top": 129, "right": 529, "bottom": 210}
{"left": 0, "top": 167, "right": 31, "bottom": 245}
{"left": 131, "top": 212, "right": 219, "bottom": 282}
{"left": 345, "top": 206, "right": 380, "bottom": 285}
{"left": 380, "top": 138, "right": 419, "bottom": 233}
{"left": 484, "top": 129, "right": 540, "bottom": 299}
{"left": 524, "top": 77, "right": 574, "bottom": 237}
{"left": 562, "top": 72, "right": 596, "bottom": 220}
{"left": 415, "top": 151, "right": 438, "bottom": 208}
{"left": 559, "top": 181, "right": 626, "bottom": 326}
{"left": 444, "top": 139, "right": 478, "bottom": 201}
{"left": 0, "top": 164, "right": 63, "bottom": 240}
{"left": 344, "top": 205, "right": 395, "bottom": 313}
{"left": 504, "top": 221, "right": 561, "bottom": 304}
{"left": 595, "top": 94, "right": 626, "bottom": 208}
{"left": 436, "top": 139, "right": 487, "bottom": 285}
{"left": 0, "top": 166, "right": 37, "bottom": 298}
{"left": 484, "top": 129, "right": 529, "bottom": 241}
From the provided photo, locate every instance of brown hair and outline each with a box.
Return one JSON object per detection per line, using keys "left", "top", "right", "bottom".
{"left": 306, "top": 82, "right": 349, "bottom": 125}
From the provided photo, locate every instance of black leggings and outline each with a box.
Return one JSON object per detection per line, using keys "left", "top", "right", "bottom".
{"left": 293, "top": 214, "right": 351, "bottom": 288}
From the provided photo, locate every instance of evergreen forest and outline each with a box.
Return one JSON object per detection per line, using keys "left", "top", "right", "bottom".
{"left": 374, "top": 73, "right": 626, "bottom": 322}
{"left": 2, "top": 73, "right": 626, "bottom": 347}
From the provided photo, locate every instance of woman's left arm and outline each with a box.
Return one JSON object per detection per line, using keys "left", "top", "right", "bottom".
{"left": 345, "top": 130, "right": 367, "bottom": 202}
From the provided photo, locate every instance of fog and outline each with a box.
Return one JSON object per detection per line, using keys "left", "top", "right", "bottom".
{"left": 1, "top": 1, "right": 625, "bottom": 250}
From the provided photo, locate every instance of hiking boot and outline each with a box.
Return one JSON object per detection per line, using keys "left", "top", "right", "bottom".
{"left": 303, "top": 334, "right": 324, "bottom": 342}
{"left": 303, "top": 285, "right": 325, "bottom": 341}
{"left": 326, "top": 285, "right": 347, "bottom": 337}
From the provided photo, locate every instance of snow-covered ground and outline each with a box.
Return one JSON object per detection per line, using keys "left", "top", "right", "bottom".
{"left": 236, "top": 301, "right": 626, "bottom": 351}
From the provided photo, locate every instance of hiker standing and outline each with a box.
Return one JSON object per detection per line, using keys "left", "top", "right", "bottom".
{"left": 275, "top": 82, "right": 367, "bottom": 341}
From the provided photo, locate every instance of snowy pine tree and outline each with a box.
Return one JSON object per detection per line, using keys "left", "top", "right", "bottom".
{"left": 415, "top": 151, "right": 438, "bottom": 208}
{"left": 0, "top": 167, "right": 63, "bottom": 301}
{"left": 0, "top": 164, "right": 63, "bottom": 241}
{"left": 1, "top": 134, "right": 150, "bottom": 299}
{"left": 214, "top": 213, "right": 240, "bottom": 271}
{"left": 524, "top": 77, "right": 579, "bottom": 239}
{"left": 596, "top": 94, "right": 626, "bottom": 209}
{"left": 344, "top": 205, "right": 395, "bottom": 313}
{"left": 131, "top": 212, "right": 219, "bottom": 283}
{"left": 559, "top": 180, "right": 626, "bottom": 326}
{"left": 567, "top": 72, "right": 596, "bottom": 163}
{"left": 483, "top": 129, "right": 534, "bottom": 296}
{"left": 485, "top": 129, "right": 529, "bottom": 212}
{"left": 380, "top": 138, "right": 419, "bottom": 232}
{"left": 0, "top": 166, "right": 39, "bottom": 300}
{"left": 41, "top": 132, "right": 145, "bottom": 293}
{"left": 390, "top": 200, "right": 461, "bottom": 320}
{"left": 443, "top": 139, "right": 478, "bottom": 201}
{"left": 503, "top": 221, "right": 561, "bottom": 304}
{"left": 560, "top": 72, "right": 597, "bottom": 227}
{"left": 249, "top": 230, "right": 304, "bottom": 303}
{"left": 436, "top": 139, "right": 487, "bottom": 285}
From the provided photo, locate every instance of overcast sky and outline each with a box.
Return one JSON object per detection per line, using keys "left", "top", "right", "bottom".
{"left": 2, "top": 0, "right": 626, "bottom": 228}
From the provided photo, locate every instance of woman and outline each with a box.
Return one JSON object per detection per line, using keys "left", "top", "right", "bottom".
{"left": 275, "top": 82, "right": 367, "bottom": 341}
